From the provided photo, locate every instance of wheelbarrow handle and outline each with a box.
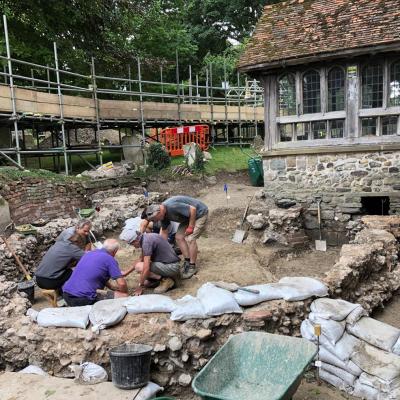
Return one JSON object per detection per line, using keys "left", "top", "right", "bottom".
{"left": 239, "top": 287, "right": 260, "bottom": 294}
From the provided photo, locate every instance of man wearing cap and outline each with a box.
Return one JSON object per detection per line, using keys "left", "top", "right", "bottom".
{"left": 143, "top": 196, "right": 208, "bottom": 279}
{"left": 123, "top": 231, "right": 181, "bottom": 295}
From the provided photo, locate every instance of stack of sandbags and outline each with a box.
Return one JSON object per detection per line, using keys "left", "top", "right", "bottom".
{"left": 301, "top": 298, "right": 400, "bottom": 400}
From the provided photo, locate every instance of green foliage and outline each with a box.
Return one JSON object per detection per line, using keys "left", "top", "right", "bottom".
{"left": 0, "top": 0, "right": 284, "bottom": 82}
{"left": 147, "top": 142, "right": 171, "bottom": 170}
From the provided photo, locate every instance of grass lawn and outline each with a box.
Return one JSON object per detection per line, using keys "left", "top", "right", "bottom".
{"left": 2, "top": 146, "right": 260, "bottom": 177}
{"left": 171, "top": 146, "right": 259, "bottom": 174}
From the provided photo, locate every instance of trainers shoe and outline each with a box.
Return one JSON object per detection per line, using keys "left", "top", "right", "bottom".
{"left": 182, "top": 264, "right": 198, "bottom": 279}
{"left": 154, "top": 277, "right": 175, "bottom": 294}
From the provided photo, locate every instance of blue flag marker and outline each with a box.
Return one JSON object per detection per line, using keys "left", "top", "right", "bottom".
{"left": 224, "top": 183, "right": 229, "bottom": 206}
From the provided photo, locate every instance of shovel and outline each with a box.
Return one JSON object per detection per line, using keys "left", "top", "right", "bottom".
{"left": 232, "top": 195, "right": 254, "bottom": 244}
{"left": 315, "top": 197, "right": 327, "bottom": 252}
{"left": 213, "top": 281, "right": 260, "bottom": 294}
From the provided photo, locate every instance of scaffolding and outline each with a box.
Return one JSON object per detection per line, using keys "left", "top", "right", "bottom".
{"left": 0, "top": 15, "right": 264, "bottom": 174}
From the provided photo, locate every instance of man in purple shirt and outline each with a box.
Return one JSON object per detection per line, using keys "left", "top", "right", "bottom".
{"left": 63, "top": 239, "right": 135, "bottom": 307}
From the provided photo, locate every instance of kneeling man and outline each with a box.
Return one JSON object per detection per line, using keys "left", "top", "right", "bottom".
{"left": 62, "top": 239, "right": 133, "bottom": 306}
{"left": 125, "top": 231, "right": 180, "bottom": 296}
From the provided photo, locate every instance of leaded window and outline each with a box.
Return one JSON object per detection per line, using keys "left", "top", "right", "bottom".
{"left": 278, "top": 74, "right": 296, "bottom": 116}
{"left": 303, "top": 70, "right": 321, "bottom": 114}
{"left": 362, "top": 64, "right": 383, "bottom": 108}
{"left": 382, "top": 116, "right": 398, "bottom": 135}
{"left": 279, "top": 124, "right": 293, "bottom": 142}
{"left": 361, "top": 117, "right": 377, "bottom": 136}
{"left": 330, "top": 120, "right": 344, "bottom": 138}
{"left": 312, "top": 121, "right": 326, "bottom": 139}
{"left": 295, "top": 123, "right": 309, "bottom": 141}
{"left": 328, "top": 67, "right": 345, "bottom": 111}
{"left": 389, "top": 62, "right": 400, "bottom": 107}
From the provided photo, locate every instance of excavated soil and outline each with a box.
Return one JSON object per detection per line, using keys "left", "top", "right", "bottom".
{"left": 30, "top": 174, "right": 353, "bottom": 399}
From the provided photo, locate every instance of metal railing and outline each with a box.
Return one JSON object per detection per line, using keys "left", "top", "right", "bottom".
{"left": 0, "top": 14, "right": 264, "bottom": 174}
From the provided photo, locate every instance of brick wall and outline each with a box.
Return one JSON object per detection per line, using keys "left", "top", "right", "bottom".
{"left": 0, "top": 178, "right": 88, "bottom": 223}
{"left": 0, "top": 174, "right": 142, "bottom": 224}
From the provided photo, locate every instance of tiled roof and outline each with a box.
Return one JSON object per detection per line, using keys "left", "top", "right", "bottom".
{"left": 238, "top": 0, "right": 400, "bottom": 72}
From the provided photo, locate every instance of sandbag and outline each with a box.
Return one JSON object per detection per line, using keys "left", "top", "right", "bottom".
{"left": 320, "top": 362, "right": 356, "bottom": 387}
{"left": 233, "top": 283, "right": 283, "bottom": 306}
{"left": 319, "top": 347, "right": 362, "bottom": 377}
{"left": 125, "top": 295, "right": 176, "bottom": 314}
{"left": 37, "top": 306, "right": 92, "bottom": 329}
{"left": 89, "top": 298, "right": 127, "bottom": 333}
{"left": 135, "top": 382, "right": 163, "bottom": 400}
{"left": 353, "top": 379, "right": 380, "bottom": 400}
{"left": 346, "top": 305, "right": 368, "bottom": 326}
{"left": 19, "top": 365, "right": 48, "bottom": 376}
{"left": 170, "top": 295, "right": 207, "bottom": 321}
{"left": 392, "top": 335, "right": 400, "bottom": 356}
{"left": 359, "top": 372, "right": 400, "bottom": 394}
{"left": 351, "top": 341, "right": 400, "bottom": 381}
{"left": 119, "top": 217, "right": 141, "bottom": 242}
{"left": 277, "top": 277, "right": 328, "bottom": 301}
{"left": 309, "top": 312, "right": 345, "bottom": 345}
{"left": 197, "top": 283, "right": 242, "bottom": 316}
{"left": 379, "top": 387, "right": 400, "bottom": 400}
{"left": 310, "top": 298, "right": 360, "bottom": 321}
{"left": 324, "top": 332, "right": 362, "bottom": 362}
{"left": 319, "top": 369, "right": 352, "bottom": 392}
{"left": 347, "top": 317, "right": 400, "bottom": 353}
{"left": 72, "top": 362, "right": 108, "bottom": 385}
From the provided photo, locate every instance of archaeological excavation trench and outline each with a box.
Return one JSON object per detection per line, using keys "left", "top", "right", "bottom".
{"left": 1, "top": 173, "right": 400, "bottom": 399}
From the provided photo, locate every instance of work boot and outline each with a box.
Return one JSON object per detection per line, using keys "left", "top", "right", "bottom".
{"left": 154, "top": 277, "right": 175, "bottom": 294}
{"left": 182, "top": 263, "right": 198, "bottom": 279}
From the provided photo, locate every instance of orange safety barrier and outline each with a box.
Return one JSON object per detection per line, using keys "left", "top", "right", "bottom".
{"left": 155, "top": 125, "right": 210, "bottom": 157}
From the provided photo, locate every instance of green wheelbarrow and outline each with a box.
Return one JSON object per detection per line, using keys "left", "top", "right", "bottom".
{"left": 192, "top": 332, "right": 317, "bottom": 400}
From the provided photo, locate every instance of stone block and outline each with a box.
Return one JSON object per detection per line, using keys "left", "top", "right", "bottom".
{"left": 270, "top": 158, "right": 286, "bottom": 171}
{"left": 286, "top": 156, "right": 296, "bottom": 168}
{"left": 351, "top": 170, "right": 368, "bottom": 177}
{"left": 296, "top": 156, "right": 307, "bottom": 171}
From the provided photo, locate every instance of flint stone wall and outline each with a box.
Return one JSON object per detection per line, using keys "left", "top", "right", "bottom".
{"left": 263, "top": 151, "right": 400, "bottom": 245}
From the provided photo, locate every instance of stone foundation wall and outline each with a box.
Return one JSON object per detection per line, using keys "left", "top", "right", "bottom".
{"left": 263, "top": 150, "right": 400, "bottom": 245}
{"left": 0, "top": 225, "right": 399, "bottom": 396}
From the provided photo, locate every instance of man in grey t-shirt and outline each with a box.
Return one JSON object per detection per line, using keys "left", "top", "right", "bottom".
{"left": 36, "top": 235, "right": 85, "bottom": 291}
{"left": 142, "top": 195, "right": 208, "bottom": 279}
{"left": 123, "top": 231, "right": 180, "bottom": 295}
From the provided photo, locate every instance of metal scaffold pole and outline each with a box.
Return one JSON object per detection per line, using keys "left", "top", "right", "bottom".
{"left": 209, "top": 63, "right": 214, "bottom": 141}
{"left": 128, "top": 64, "right": 132, "bottom": 102}
{"left": 160, "top": 65, "right": 164, "bottom": 103}
{"left": 253, "top": 78, "right": 258, "bottom": 137}
{"left": 137, "top": 57, "right": 146, "bottom": 146}
{"left": 53, "top": 42, "right": 69, "bottom": 175}
{"left": 176, "top": 50, "right": 181, "bottom": 125}
{"left": 189, "top": 65, "right": 192, "bottom": 104}
{"left": 91, "top": 57, "right": 103, "bottom": 165}
{"left": 223, "top": 58, "right": 228, "bottom": 142}
{"left": 3, "top": 15, "right": 21, "bottom": 167}
{"left": 237, "top": 71, "right": 242, "bottom": 143}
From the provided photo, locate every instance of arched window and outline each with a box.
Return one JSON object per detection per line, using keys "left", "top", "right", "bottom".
{"left": 303, "top": 70, "right": 321, "bottom": 114}
{"left": 278, "top": 74, "right": 296, "bottom": 116}
{"left": 389, "top": 61, "right": 400, "bottom": 107}
{"left": 328, "top": 67, "right": 345, "bottom": 111}
{"left": 362, "top": 64, "right": 383, "bottom": 108}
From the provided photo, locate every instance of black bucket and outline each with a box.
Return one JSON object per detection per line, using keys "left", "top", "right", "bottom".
{"left": 109, "top": 343, "right": 153, "bottom": 390}
{"left": 17, "top": 280, "right": 35, "bottom": 303}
